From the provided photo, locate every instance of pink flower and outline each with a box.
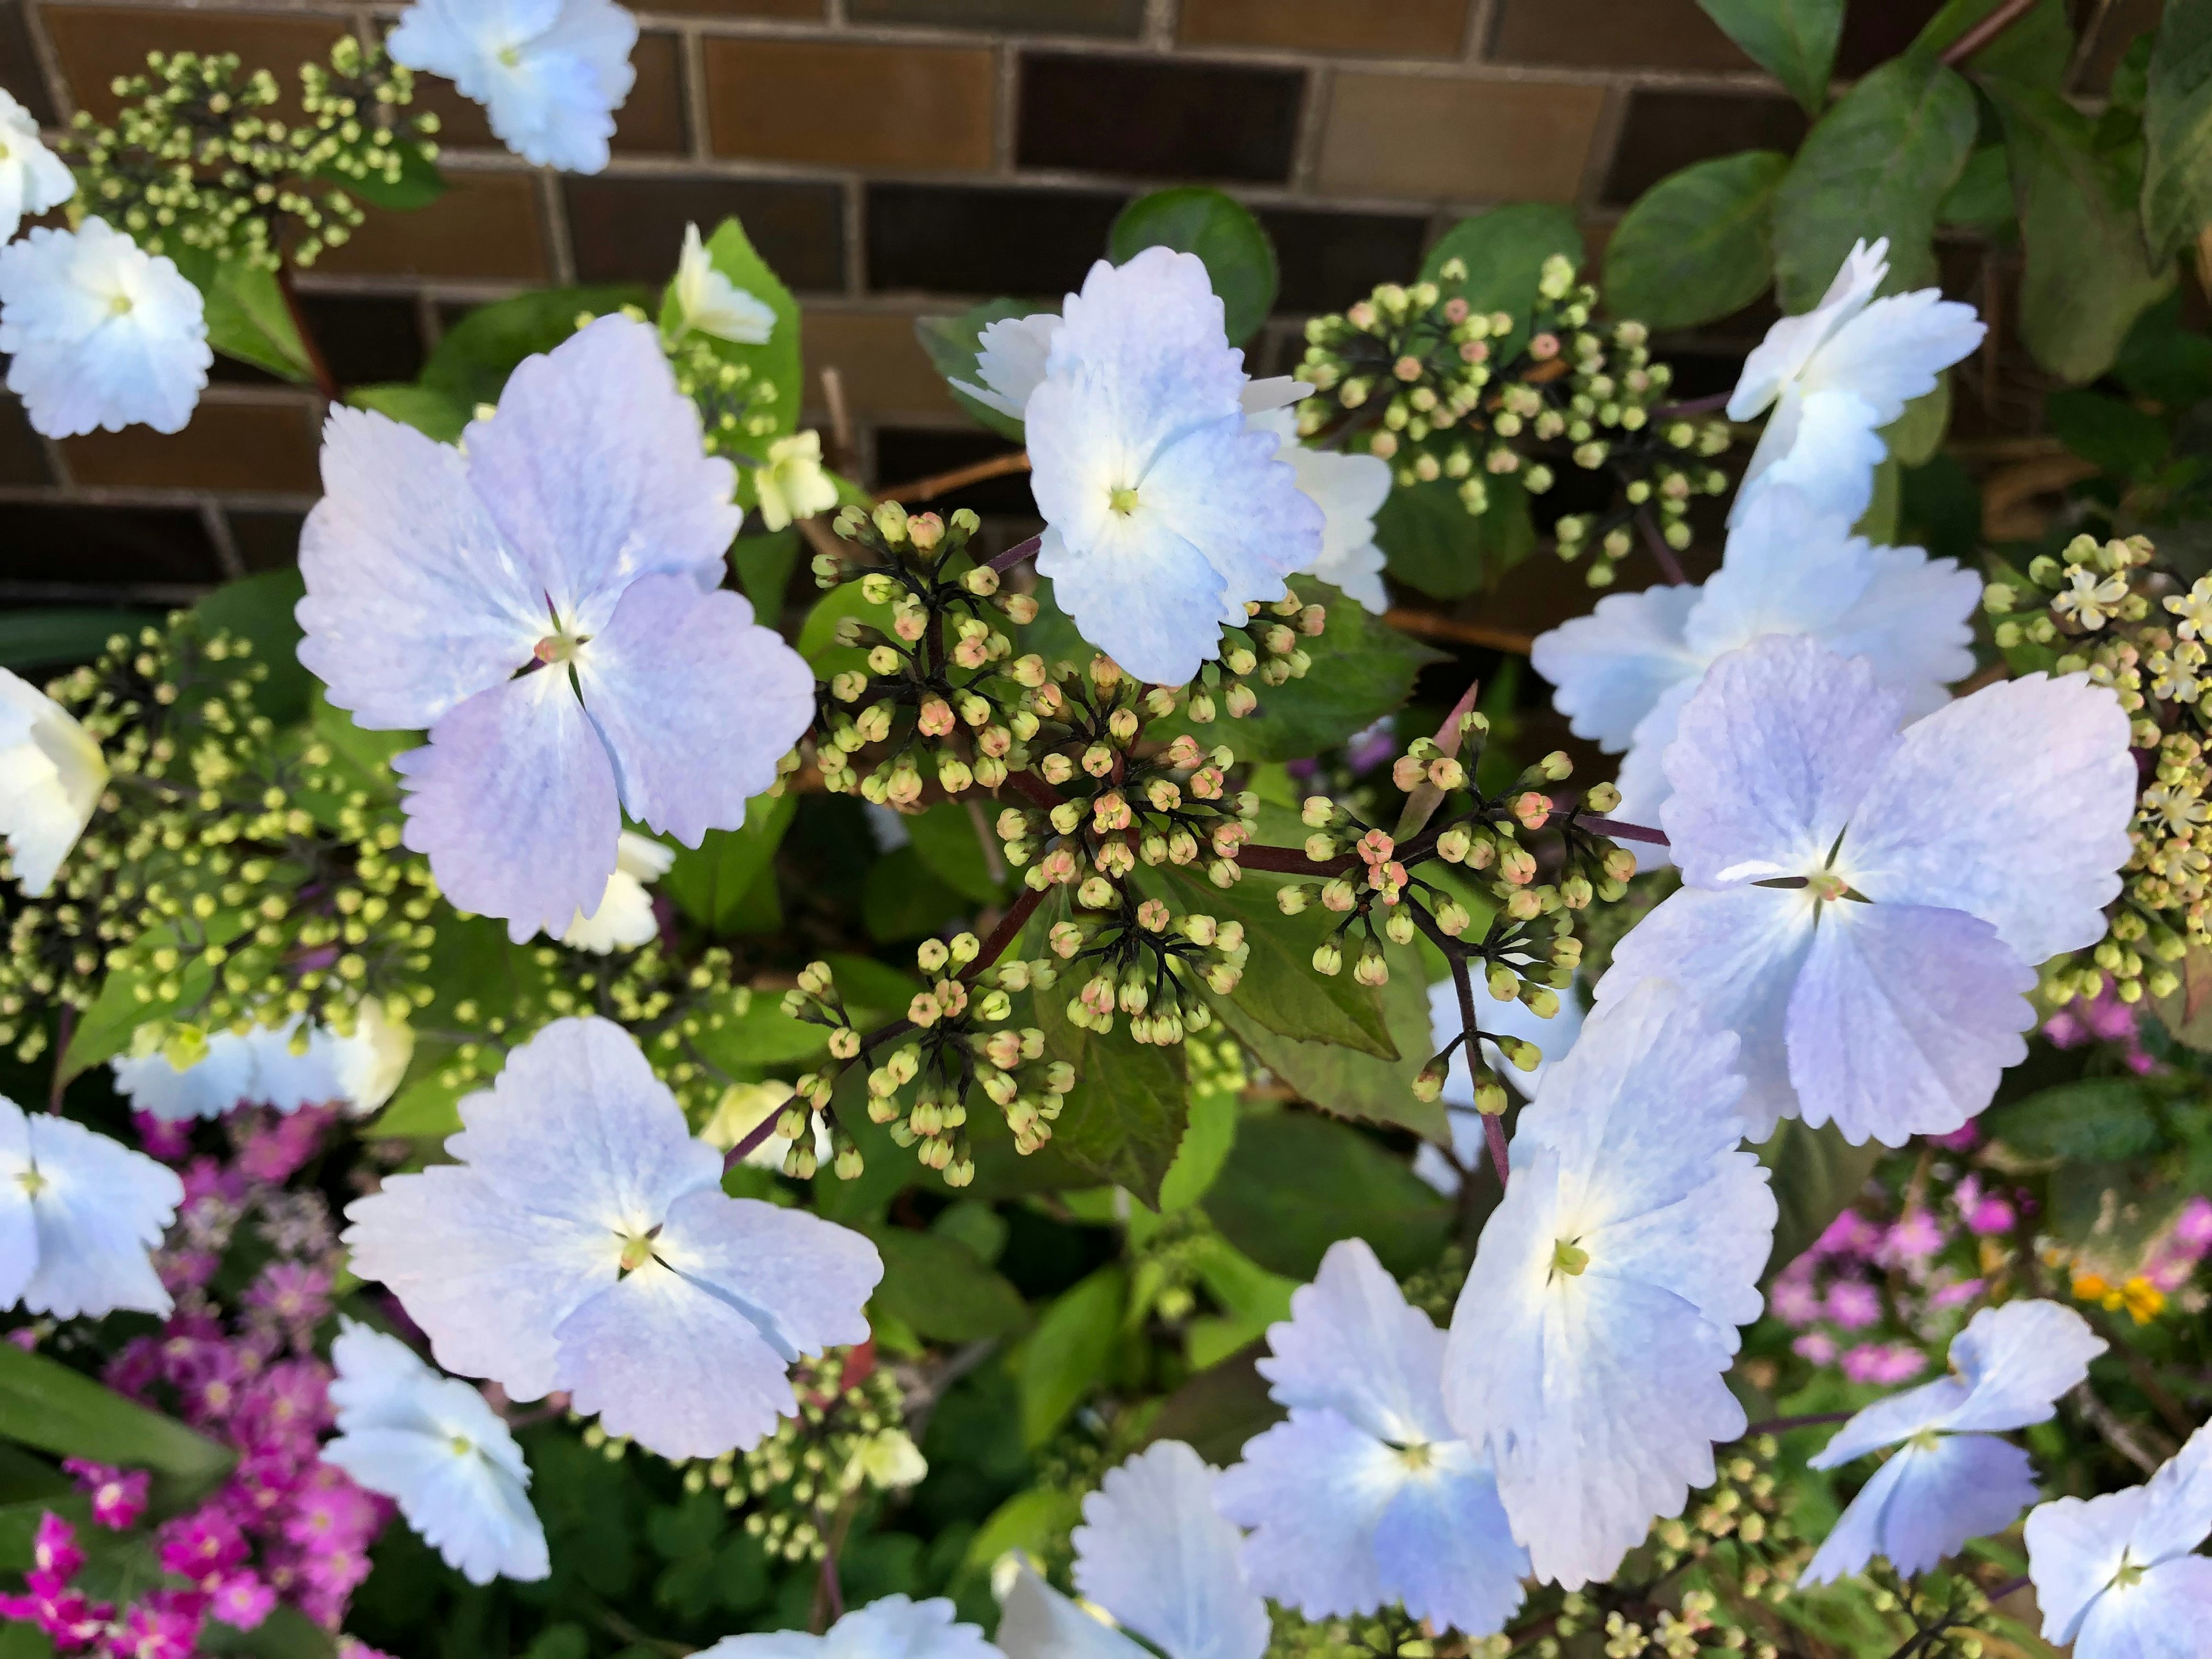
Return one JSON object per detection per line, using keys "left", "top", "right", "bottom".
{"left": 1929, "top": 1277, "right": 1985, "bottom": 1310}
{"left": 209, "top": 1572, "right": 276, "bottom": 1631}
{"left": 234, "top": 1107, "right": 335, "bottom": 1185}
{"left": 1824, "top": 1279, "right": 1884, "bottom": 1331}
{"left": 33, "top": 1511, "right": 86, "bottom": 1580}
{"left": 1925, "top": 1123, "right": 1980, "bottom": 1152}
{"left": 281, "top": 1476, "right": 379, "bottom": 1552}
{"left": 156, "top": 1249, "right": 222, "bottom": 1294}
{"left": 65, "top": 1461, "right": 150, "bottom": 1531}
{"left": 5, "top": 1328, "right": 37, "bottom": 1353}
{"left": 1883, "top": 1209, "right": 1945, "bottom": 1260}
{"left": 1840, "top": 1342, "right": 1927, "bottom": 1385}
{"left": 244, "top": 1262, "right": 332, "bottom": 1331}
{"left": 132, "top": 1113, "right": 194, "bottom": 1162}
{"left": 1793, "top": 1331, "right": 1838, "bottom": 1365}
{"left": 158, "top": 1506, "right": 250, "bottom": 1581}
{"left": 1769, "top": 1274, "right": 1821, "bottom": 1327}
{"left": 2176, "top": 1196, "right": 2212, "bottom": 1252}
{"left": 1811, "top": 1209, "right": 1882, "bottom": 1261}
{"left": 0, "top": 1579, "right": 111, "bottom": 1652}
{"left": 104, "top": 1588, "right": 206, "bottom": 1659}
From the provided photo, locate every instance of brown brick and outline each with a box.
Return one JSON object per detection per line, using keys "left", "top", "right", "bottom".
{"left": 0, "top": 503, "right": 223, "bottom": 586}
{"left": 60, "top": 397, "right": 319, "bottom": 493}
{"left": 564, "top": 175, "right": 846, "bottom": 289}
{"left": 850, "top": 0, "right": 1141, "bottom": 32}
{"left": 0, "top": 0, "right": 55, "bottom": 124}
{"left": 1601, "top": 89, "right": 1805, "bottom": 206}
{"left": 641, "top": 0, "right": 819, "bottom": 15}
{"left": 1256, "top": 206, "right": 1429, "bottom": 312}
{"left": 1018, "top": 54, "right": 1304, "bottom": 183}
{"left": 1487, "top": 0, "right": 1751, "bottom": 73}
{"left": 44, "top": 7, "right": 347, "bottom": 123}
{"left": 801, "top": 309, "right": 958, "bottom": 421}
{"left": 865, "top": 181, "right": 1121, "bottom": 298}
{"left": 1317, "top": 74, "right": 1604, "bottom": 203}
{"left": 320, "top": 171, "right": 551, "bottom": 282}
{"left": 227, "top": 509, "right": 306, "bottom": 572}
{"left": 0, "top": 395, "right": 51, "bottom": 484}
{"left": 704, "top": 40, "right": 994, "bottom": 171}
{"left": 1180, "top": 0, "right": 1467, "bottom": 57}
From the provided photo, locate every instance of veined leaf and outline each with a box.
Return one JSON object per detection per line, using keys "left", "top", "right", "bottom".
{"left": 1419, "top": 206, "right": 1585, "bottom": 366}
{"left": 2145, "top": 0, "right": 2212, "bottom": 264}
{"left": 1205, "top": 1112, "right": 1452, "bottom": 1281}
{"left": 1698, "top": 0, "right": 1842, "bottom": 114}
{"left": 1607, "top": 151, "right": 1788, "bottom": 331}
{"left": 1109, "top": 187, "right": 1279, "bottom": 344}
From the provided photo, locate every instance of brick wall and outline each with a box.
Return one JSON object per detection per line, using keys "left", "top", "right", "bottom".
{"left": 0, "top": 0, "right": 2156, "bottom": 609}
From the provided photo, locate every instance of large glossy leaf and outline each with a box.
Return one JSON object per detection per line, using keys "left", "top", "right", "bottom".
{"left": 1205, "top": 1112, "right": 1452, "bottom": 1281}
{"left": 421, "top": 284, "right": 654, "bottom": 410}
{"left": 1698, "top": 0, "right": 1842, "bottom": 113}
{"left": 863, "top": 1224, "right": 1030, "bottom": 1342}
{"left": 1916, "top": 0, "right": 2075, "bottom": 86}
{"left": 1605, "top": 151, "right": 1788, "bottom": 331}
{"left": 915, "top": 300, "right": 1037, "bottom": 441}
{"left": 1156, "top": 1064, "right": 1240, "bottom": 1214}
{"left": 1373, "top": 473, "right": 1533, "bottom": 600}
{"left": 1036, "top": 994, "right": 1190, "bottom": 1207}
{"left": 0, "top": 1344, "right": 231, "bottom": 1489}
{"left": 2145, "top": 0, "right": 2212, "bottom": 264}
{"left": 1419, "top": 205, "right": 1586, "bottom": 365}
{"left": 1142, "top": 1344, "right": 1282, "bottom": 1465}
{"left": 661, "top": 791, "right": 798, "bottom": 935}
{"left": 1771, "top": 55, "right": 1978, "bottom": 311}
{"left": 1214, "top": 965, "right": 1448, "bottom": 1142}
{"left": 1758, "top": 1118, "right": 1881, "bottom": 1277}
{"left": 1109, "top": 187, "right": 1279, "bottom": 345}
{"left": 1984, "top": 75, "right": 2172, "bottom": 384}
{"left": 172, "top": 249, "right": 313, "bottom": 384}
{"left": 1984, "top": 1078, "right": 2165, "bottom": 1162}
{"left": 1016, "top": 1265, "right": 1127, "bottom": 1446}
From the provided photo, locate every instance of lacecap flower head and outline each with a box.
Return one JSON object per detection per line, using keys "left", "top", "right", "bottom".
{"left": 1727, "top": 237, "right": 1984, "bottom": 528}
{"left": 2027, "top": 1418, "right": 2212, "bottom": 1659}
{"left": 0, "top": 218, "right": 211, "bottom": 438}
{"left": 1803, "top": 1300, "right": 2104, "bottom": 1584}
{"left": 1599, "top": 635, "right": 2135, "bottom": 1144}
{"left": 342, "top": 1015, "right": 881, "bottom": 1461}
{"left": 997, "top": 1440, "right": 1268, "bottom": 1659}
{"left": 700, "top": 1595, "right": 996, "bottom": 1659}
{"left": 1532, "top": 484, "right": 1978, "bottom": 851}
{"left": 321, "top": 1319, "right": 549, "bottom": 1586}
{"left": 1214, "top": 1238, "right": 1527, "bottom": 1635}
{"left": 1441, "top": 978, "right": 1774, "bottom": 1589}
{"left": 388, "top": 0, "right": 638, "bottom": 174}
{"left": 0, "top": 665, "right": 108, "bottom": 896}
{"left": 1025, "top": 248, "right": 1324, "bottom": 685}
{"left": 297, "top": 313, "right": 813, "bottom": 943}
{"left": 1, "top": 1093, "right": 183, "bottom": 1320}
{"left": 0, "top": 88, "right": 74, "bottom": 244}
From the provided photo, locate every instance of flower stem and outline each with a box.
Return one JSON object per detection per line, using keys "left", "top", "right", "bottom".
{"left": 276, "top": 262, "right": 342, "bottom": 405}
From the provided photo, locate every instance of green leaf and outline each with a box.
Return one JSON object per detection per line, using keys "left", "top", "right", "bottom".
{"left": 1771, "top": 55, "right": 1978, "bottom": 312}
{"left": 1984, "top": 1078, "right": 2165, "bottom": 1161}
{"left": 863, "top": 1225, "right": 1030, "bottom": 1342}
{"left": 2152, "top": 941, "right": 2212, "bottom": 1049}
{"left": 1605, "top": 151, "right": 1788, "bottom": 331}
{"left": 2145, "top": 0, "right": 2212, "bottom": 263}
{"left": 1854, "top": 454, "right": 1901, "bottom": 544}
{"left": 201, "top": 1607, "right": 338, "bottom": 1659}
{"left": 1205, "top": 1112, "right": 1452, "bottom": 1281}
{"left": 60, "top": 912, "right": 251, "bottom": 1083}
{"left": 963, "top": 1486, "right": 1084, "bottom": 1574}
{"left": 1696, "top": 0, "right": 1842, "bottom": 113}
{"left": 1984, "top": 75, "right": 2173, "bottom": 384}
{"left": 1108, "top": 187, "right": 1279, "bottom": 345}
{"left": 194, "top": 568, "right": 312, "bottom": 725}
{"left": 1419, "top": 206, "right": 1585, "bottom": 366}
{"left": 2113, "top": 292, "right": 2212, "bottom": 408}
{"left": 730, "top": 527, "right": 800, "bottom": 623}
{"left": 0, "top": 609, "right": 142, "bottom": 672}
{"left": 862, "top": 845, "right": 965, "bottom": 944}
{"left": 1212, "top": 965, "right": 1448, "bottom": 1142}
{"left": 658, "top": 217, "right": 802, "bottom": 510}
{"left": 1899, "top": 452, "right": 1982, "bottom": 564}
{"left": 344, "top": 381, "right": 470, "bottom": 444}
{"left": 365, "top": 1036, "right": 474, "bottom": 1140}
{"left": 1938, "top": 145, "right": 2017, "bottom": 238}
{"left": 1184, "top": 1235, "right": 1298, "bottom": 1369}
{"left": 661, "top": 791, "right": 798, "bottom": 934}
{"left": 1016, "top": 1265, "right": 1127, "bottom": 1446}
{"left": 1036, "top": 997, "right": 1190, "bottom": 1207}
{"left": 306, "top": 689, "right": 409, "bottom": 805}
{"left": 422, "top": 285, "right": 654, "bottom": 410}
{"left": 687, "top": 988, "right": 831, "bottom": 1071}
{"left": 915, "top": 300, "right": 1036, "bottom": 442}
{"left": 1880, "top": 373, "right": 1952, "bottom": 468}
{"left": 906, "top": 800, "right": 1007, "bottom": 904}
{"left": 1373, "top": 474, "right": 1533, "bottom": 600}
{"left": 2047, "top": 388, "right": 2170, "bottom": 480}
{"left": 322, "top": 143, "right": 445, "bottom": 213}
{"left": 0, "top": 1344, "right": 231, "bottom": 1488}
{"left": 1916, "top": 0, "right": 2075, "bottom": 84}
{"left": 1156, "top": 1063, "right": 1240, "bottom": 1214}
{"left": 1150, "top": 863, "right": 1395, "bottom": 1059}
{"left": 1215, "top": 577, "right": 1445, "bottom": 762}
{"left": 1142, "top": 1344, "right": 1282, "bottom": 1464}
{"left": 1757, "top": 1118, "right": 1881, "bottom": 1277}
{"left": 171, "top": 250, "right": 313, "bottom": 384}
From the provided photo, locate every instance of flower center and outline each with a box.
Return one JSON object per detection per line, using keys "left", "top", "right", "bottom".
{"left": 497, "top": 43, "right": 524, "bottom": 66}
{"left": 1107, "top": 484, "right": 1141, "bottom": 516}
{"left": 616, "top": 1228, "right": 658, "bottom": 1275}
{"left": 1551, "top": 1237, "right": 1589, "bottom": 1277}
{"left": 1393, "top": 1440, "right": 1434, "bottom": 1472}
{"left": 449, "top": 1433, "right": 474, "bottom": 1456}
{"left": 1805, "top": 869, "right": 1849, "bottom": 902}
{"left": 108, "top": 293, "right": 135, "bottom": 316}
{"left": 14, "top": 1166, "right": 45, "bottom": 1197}
{"left": 534, "top": 630, "right": 584, "bottom": 665}
{"left": 2113, "top": 1551, "right": 2146, "bottom": 1589}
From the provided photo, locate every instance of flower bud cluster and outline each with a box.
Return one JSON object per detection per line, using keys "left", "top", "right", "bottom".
{"left": 1047, "top": 887, "right": 1247, "bottom": 1048}
{"left": 1296, "top": 255, "right": 1728, "bottom": 586}
{"left": 668, "top": 331, "right": 781, "bottom": 459}
{"left": 1179, "top": 593, "right": 1325, "bottom": 726}
{"left": 67, "top": 40, "right": 437, "bottom": 271}
{"left": 812, "top": 502, "right": 1037, "bottom": 806}
{"left": 1990, "top": 533, "right": 2205, "bottom": 1006}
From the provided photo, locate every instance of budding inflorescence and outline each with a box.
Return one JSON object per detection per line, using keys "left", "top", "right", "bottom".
{"left": 66, "top": 39, "right": 438, "bottom": 271}
{"left": 1047, "top": 884, "right": 1248, "bottom": 1049}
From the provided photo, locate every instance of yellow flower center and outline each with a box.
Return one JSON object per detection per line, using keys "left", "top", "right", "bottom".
{"left": 449, "top": 1434, "right": 474, "bottom": 1456}
{"left": 1806, "top": 869, "right": 1849, "bottom": 902}
{"left": 534, "top": 630, "right": 584, "bottom": 665}
{"left": 1551, "top": 1238, "right": 1590, "bottom": 1277}
{"left": 616, "top": 1230, "right": 656, "bottom": 1275}
{"left": 498, "top": 44, "right": 524, "bottom": 66}
{"left": 14, "top": 1167, "right": 46, "bottom": 1197}
{"left": 108, "top": 293, "right": 135, "bottom": 316}
{"left": 1395, "top": 1441, "right": 1434, "bottom": 1472}
{"left": 1108, "top": 485, "right": 1141, "bottom": 516}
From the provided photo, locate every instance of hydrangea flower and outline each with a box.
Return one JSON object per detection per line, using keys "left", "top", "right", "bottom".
{"left": 1727, "top": 238, "right": 1983, "bottom": 528}
{"left": 320, "top": 1318, "right": 548, "bottom": 1585}
{"left": 1214, "top": 1238, "right": 1528, "bottom": 1634}
{"left": 0, "top": 218, "right": 210, "bottom": 438}
{"left": 342, "top": 1016, "right": 881, "bottom": 1460}
{"left": 1025, "top": 248, "right": 1323, "bottom": 685}
{"left": 1, "top": 1093, "right": 183, "bottom": 1319}
{"left": 0, "top": 665, "right": 107, "bottom": 896}
{"left": 387, "top": 0, "right": 637, "bottom": 174}
{"left": 1531, "top": 484, "right": 1979, "bottom": 847}
{"left": 113, "top": 1003, "right": 414, "bottom": 1122}
{"left": 754, "top": 429, "right": 840, "bottom": 532}
{"left": 700, "top": 1594, "right": 995, "bottom": 1659}
{"left": 1249, "top": 404, "right": 1391, "bottom": 613}
{"left": 1802, "top": 1300, "right": 2104, "bottom": 1583}
{"left": 0, "top": 89, "right": 74, "bottom": 244}
{"left": 1440, "top": 978, "right": 1774, "bottom": 1589}
{"left": 2027, "top": 1418, "right": 2212, "bottom": 1659}
{"left": 297, "top": 314, "right": 812, "bottom": 943}
{"left": 1598, "top": 636, "right": 2135, "bottom": 1143}
{"left": 670, "top": 222, "right": 775, "bottom": 344}
{"left": 998, "top": 1440, "right": 1269, "bottom": 1659}
{"left": 1414, "top": 978, "right": 1582, "bottom": 1196}
{"left": 560, "top": 830, "right": 674, "bottom": 952}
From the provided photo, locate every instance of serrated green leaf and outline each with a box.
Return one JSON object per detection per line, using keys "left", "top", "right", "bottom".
{"left": 963, "top": 1485, "right": 1083, "bottom": 1574}
{"left": 2113, "top": 293, "right": 2212, "bottom": 408}
{"left": 1758, "top": 1118, "right": 1882, "bottom": 1278}
{"left": 1984, "top": 75, "right": 2173, "bottom": 384}
{"left": 1938, "top": 145, "right": 2017, "bottom": 238}
{"left": 1419, "top": 206, "right": 1585, "bottom": 367}
{"left": 661, "top": 791, "right": 797, "bottom": 935}
{"left": 915, "top": 301, "right": 1037, "bottom": 441}
{"left": 1698, "top": 0, "right": 1842, "bottom": 113}
{"left": 1016, "top": 1265, "right": 1127, "bottom": 1445}
{"left": 1204, "top": 1112, "right": 1452, "bottom": 1281}
{"left": 0, "top": 1344, "right": 231, "bottom": 1488}
{"left": 344, "top": 381, "right": 470, "bottom": 444}
{"left": 687, "top": 989, "right": 831, "bottom": 1071}
{"left": 365, "top": 1036, "right": 474, "bottom": 1140}
{"left": 1854, "top": 454, "right": 1901, "bottom": 544}
{"left": 1036, "top": 995, "right": 1190, "bottom": 1207}
{"left": 1771, "top": 55, "right": 1978, "bottom": 312}
{"left": 1213, "top": 965, "right": 1447, "bottom": 1142}
{"left": 422, "top": 285, "right": 654, "bottom": 410}
{"left": 2145, "top": 0, "right": 2212, "bottom": 263}
{"left": 1109, "top": 187, "right": 1279, "bottom": 345}
{"left": 864, "top": 1224, "right": 1030, "bottom": 1341}
{"left": 1605, "top": 150, "right": 1788, "bottom": 331}
{"left": 1984, "top": 1078, "right": 2164, "bottom": 1162}
{"left": 862, "top": 845, "right": 966, "bottom": 943}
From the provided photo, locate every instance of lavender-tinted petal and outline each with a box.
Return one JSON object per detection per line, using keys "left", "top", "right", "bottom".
{"left": 1531, "top": 584, "right": 1701, "bottom": 753}
{"left": 2074, "top": 1558, "right": 2212, "bottom": 1659}
{"left": 1255, "top": 1238, "right": 1450, "bottom": 1442}
{"left": 1213, "top": 1412, "right": 1398, "bottom": 1620}
{"left": 1941, "top": 1300, "right": 2105, "bottom": 1434}
{"left": 2028, "top": 1487, "right": 2149, "bottom": 1643}
{"left": 1073, "top": 1441, "right": 1268, "bottom": 1659}
{"left": 1372, "top": 1442, "right": 1529, "bottom": 1637}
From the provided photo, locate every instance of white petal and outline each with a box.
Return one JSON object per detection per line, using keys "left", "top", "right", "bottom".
{"left": 2133, "top": 1419, "right": 2212, "bottom": 1565}
{"left": 1821, "top": 543, "right": 1982, "bottom": 715}
{"left": 1372, "top": 1442, "right": 1529, "bottom": 1638}
{"left": 1804, "top": 1434, "right": 2036, "bottom": 1583}
{"left": 1804, "top": 289, "right": 1987, "bottom": 425}
{"left": 1841, "top": 672, "right": 2137, "bottom": 964}
{"left": 1732, "top": 387, "right": 1887, "bottom": 529}
{"left": 1531, "top": 585, "right": 1702, "bottom": 753}
{"left": 1939, "top": 1299, "right": 2106, "bottom": 1434}
{"left": 2029, "top": 1486, "right": 2150, "bottom": 1644}
{"left": 0, "top": 1097, "right": 181, "bottom": 1319}
{"left": 649, "top": 1183, "right": 881, "bottom": 1372}
{"left": 965, "top": 312, "right": 1062, "bottom": 418}
{"left": 1213, "top": 1412, "right": 1400, "bottom": 1620}
{"left": 995, "top": 1570, "right": 1153, "bottom": 1659}
{"left": 1073, "top": 1441, "right": 1269, "bottom": 1659}
{"left": 1727, "top": 237, "right": 1887, "bottom": 421}
{"left": 0, "top": 668, "right": 106, "bottom": 896}
{"left": 1809, "top": 1376, "right": 1971, "bottom": 1469}
{"left": 2074, "top": 1560, "right": 2212, "bottom": 1659}
{"left": 323, "top": 1426, "right": 548, "bottom": 1584}
{"left": 1683, "top": 487, "right": 1876, "bottom": 660}
{"left": 560, "top": 868, "right": 659, "bottom": 953}
{"left": 817, "top": 1596, "right": 999, "bottom": 1659}
{"left": 112, "top": 1031, "right": 260, "bottom": 1122}
{"left": 1255, "top": 1237, "right": 1450, "bottom": 1443}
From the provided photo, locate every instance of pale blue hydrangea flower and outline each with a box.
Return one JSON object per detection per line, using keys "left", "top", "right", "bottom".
{"left": 1802, "top": 1300, "right": 2105, "bottom": 1584}
{"left": 113, "top": 1003, "right": 414, "bottom": 1121}
{"left": 2027, "top": 1418, "right": 2212, "bottom": 1659}
{"left": 0, "top": 665, "right": 108, "bottom": 897}
{"left": 342, "top": 1016, "right": 881, "bottom": 1461}
{"left": 1597, "top": 635, "right": 2135, "bottom": 1145}
{"left": 321, "top": 1317, "right": 550, "bottom": 1585}
{"left": 1024, "top": 249, "right": 1323, "bottom": 685}
{"left": 0, "top": 88, "right": 74, "bottom": 245}
{"left": 0, "top": 1094, "right": 181, "bottom": 1320}
{"left": 1532, "top": 484, "right": 1979, "bottom": 859}
{"left": 699, "top": 1595, "right": 996, "bottom": 1659}
{"left": 388, "top": 0, "right": 637, "bottom": 174}
{"left": 998, "top": 1440, "right": 1269, "bottom": 1659}
{"left": 1250, "top": 405, "right": 1392, "bottom": 615}
{"left": 1440, "top": 979, "right": 1774, "bottom": 1589}
{"left": 1727, "top": 238, "right": 1983, "bottom": 528}
{"left": 297, "top": 315, "right": 813, "bottom": 944}
{"left": 1414, "top": 978, "right": 1583, "bottom": 1196}
{"left": 1214, "top": 1238, "right": 1528, "bottom": 1635}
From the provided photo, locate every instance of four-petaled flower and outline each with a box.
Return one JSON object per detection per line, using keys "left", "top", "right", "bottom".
{"left": 1, "top": 1093, "right": 183, "bottom": 1319}
{"left": 669, "top": 222, "right": 775, "bottom": 345}
{"left": 2055, "top": 567, "right": 2131, "bottom": 631}
{"left": 2027, "top": 1418, "right": 2212, "bottom": 1659}
{"left": 388, "top": 0, "right": 637, "bottom": 175}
